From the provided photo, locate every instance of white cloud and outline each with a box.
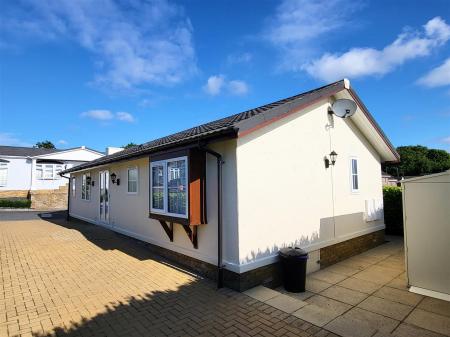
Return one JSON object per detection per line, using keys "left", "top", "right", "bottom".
{"left": 203, "top": 75, "right": 249, "bottom": 96}
{"left": 305, "top": 17, "right": 450, "bottom": 82}
{"left": 441, "top": 136, "right": 450, "bottom": 144}
{"left": 81, "top": 109, "right": 135, "bottom": 122}
{"left": 116, "top": 112, "right": 135, "bottom": 123}
{"left": 417, "top": 58, "right": 450, "bottom": 88}
{"left": 203, "top": 75, "right": 226, "bottom": 96}
{"left": 265, "top": 0, "right": 363, "bottom": 71}
{"left": 58, "top": 139, "right": 68, "bottom": 145}
{"left": 228, "top": 80, "right": 249, "bottom": 95}
{"left": 81, "top": 110, "right": 114, "bottom": 121}
{"left": 0, "top": 132, "right": 32, "bottom": 147}
{"left": 1, "top": 0, "right": 197, "bottom": 90}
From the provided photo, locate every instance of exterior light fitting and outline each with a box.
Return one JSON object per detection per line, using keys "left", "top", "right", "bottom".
{"left": 324, "top": 151, "right": 338, "bottom": 168}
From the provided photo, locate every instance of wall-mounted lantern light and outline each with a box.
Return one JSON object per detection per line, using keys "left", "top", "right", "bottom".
{"left": 91, "top": 180, "right": 95, "bottom": 187}
{"left": 110, "top": 172, "right": 120, "bottom": 185}
{"left": 324, "top": 151, "right": 338, "bottom": 168}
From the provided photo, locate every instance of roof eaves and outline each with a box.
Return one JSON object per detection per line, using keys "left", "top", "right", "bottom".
{"left": 60, "top": 126, "right": 237, "bottom": 175}
{"left": 347, "top": 88, "right": 400, "bottom": 162}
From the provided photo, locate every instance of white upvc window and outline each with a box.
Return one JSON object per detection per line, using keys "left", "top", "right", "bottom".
{"left": 127, "top": 167, "right": 138, "bottom": 194}
{"left": 150, "top": 156, "right": 188, "bottom": 218}
{"left": 350, "top": 157, "right": 359, "bottom": 192}
{"left": 55, "top": 165, "right": 63, "bottom": 179}
{"left": 81, "top": 173, "right": 91, "bottom": 200}
{"left": 72, "top": 177, "right": 76, "bottom": 197}
{"left": 0, "top": 162, "right": 8, "bottom": 187}
{"left": 36, "top": 163, "right": 64, "bottom": 180}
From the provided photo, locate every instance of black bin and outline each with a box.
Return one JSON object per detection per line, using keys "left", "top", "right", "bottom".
{"left": 279, "top": 247, "right": 308, "bottom": 292}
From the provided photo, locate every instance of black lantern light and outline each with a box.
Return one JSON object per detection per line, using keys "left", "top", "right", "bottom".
{"left": 110, "top": 172, "right": 117, "bottom": 184}
{"left": 324, "top": 151, "right": 338, "bottom": 168}
{"left": 330, "top": 151, "right": 337, "bottom": 165}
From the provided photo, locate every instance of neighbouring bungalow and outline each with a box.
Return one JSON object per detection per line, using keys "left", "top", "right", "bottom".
{"left": 61, "top": 79, "right": 400, "bottom": 291}
{"left": 0, "top": 146, "right": 104, "bottom": 208}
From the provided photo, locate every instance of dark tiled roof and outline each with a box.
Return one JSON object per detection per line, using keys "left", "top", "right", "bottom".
{"left": 0, "top": 146, "right": 62, "bottom": 157}
{"left": 62, "top": 80, "right": 346, "bottom": 174}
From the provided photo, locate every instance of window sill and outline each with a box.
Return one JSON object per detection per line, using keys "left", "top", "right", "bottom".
{"left": 149, "top": 212, "right": 188, "bottom": 225}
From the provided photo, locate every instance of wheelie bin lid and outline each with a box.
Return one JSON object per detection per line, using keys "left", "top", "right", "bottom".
{"left": 279, "top": 247, "right": 308, "bottom": 259}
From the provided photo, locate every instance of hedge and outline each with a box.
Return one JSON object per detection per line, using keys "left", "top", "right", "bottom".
{"left": 0, "top": 199, "right": 31, "bottom": 208}
{"left": 383, "top": 186, "right": 403, "bottom": 235}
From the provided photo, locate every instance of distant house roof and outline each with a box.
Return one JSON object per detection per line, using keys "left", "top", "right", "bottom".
{"left": 0, "top": 146, "right": 62, "bottom": 157}
{"left": 0, "top": 145, "right": 103, "bottom": 158}
{"left": 62, "top": 79, "right": 399, "bottom": 175}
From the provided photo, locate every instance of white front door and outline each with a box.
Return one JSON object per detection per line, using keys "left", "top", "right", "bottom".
{"left": 99, "top": 171, "right": 110, "bottom": 225}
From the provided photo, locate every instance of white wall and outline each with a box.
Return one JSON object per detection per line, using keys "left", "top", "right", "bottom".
{"left": 403, "top": 171, "right": 450, "bottom": 299}
{"left": 0, "top": 157, "right": 31, "bottom": 190}
{"left": 235, "top": 99, "right": 384, "bottom": 272}
{"left": 69, "top": 139, "right": 240, "bottom": 268}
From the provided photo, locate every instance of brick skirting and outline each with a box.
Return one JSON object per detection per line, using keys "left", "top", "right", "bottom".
{"left": 68, "top": 214, "right": 386, "bottom": 291}
{"left": 319, "top": 230, "right": 385, "bottom": 267}
{"left": 144, "top": 230, "right": 385, "bottom": 291}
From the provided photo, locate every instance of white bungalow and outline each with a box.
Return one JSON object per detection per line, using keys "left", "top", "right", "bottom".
{"left": 62, "top": 79, "right": 399, "bottom": 290}
{"left": 0, "top": 146, "right": 104, "bottom": 197}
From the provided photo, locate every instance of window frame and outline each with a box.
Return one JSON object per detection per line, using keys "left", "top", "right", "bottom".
{"left": 127, "top": 166, "right": 139, "bottom": 194}
{"left": 81, "top": 172, "right": 91, "bottom": 201}
{"left": 150, "top": 156, "right": 188, "bottom": 219}
{"left": 350, "top": 157, "right": 359, "bottom": 193}
{"left": 0, "top": 162, "right": 8, "bottom": 187}
{"left": 35, "top": 163, "right": 64, "bottom": 180}
{"left": 72, "top": 177, "right": 76, "bottom": 198}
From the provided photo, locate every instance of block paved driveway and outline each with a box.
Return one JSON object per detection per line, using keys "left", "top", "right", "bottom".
{"left": 0, "top": 211, "right": 336, "bottom": 337}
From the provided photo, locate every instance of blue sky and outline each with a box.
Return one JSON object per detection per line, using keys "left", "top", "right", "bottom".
{"left": 0, "top": 0, "right": 449, "bottom": 152}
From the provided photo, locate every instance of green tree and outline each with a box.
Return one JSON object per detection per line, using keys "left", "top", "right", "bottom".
{"left": 384, "top": 145, "right": 450, "bottom": 176}
{"left": 35, "top": 140, "right": 55, "bottom": 149}
{"left": 123, "top": 142, "right": 137, "bottom": 149}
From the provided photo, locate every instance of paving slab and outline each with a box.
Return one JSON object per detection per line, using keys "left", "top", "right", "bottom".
{"left": 353, "top": 265, "right": 403, "bottom": 285}
{"left": 308, "top": 269, "right": 348, "bottom": 284}
{"left": 306, "top": 295, "right": 352, "bottom": 316}
{"left": 325, "top": 315, "right": 377, "bottom": 337}
{"left": 339, "top": 256, "right": 376, "bottom": 270}
{"left": 357, "top": 296, "right": 414, "bottom": 321}
{"left": 322, "top": 263, "right": 361, "bottom": 276}
{"left": 374, "top": 286, "right": 423, "bottom": 306}
{"left": 292, "top": 304, "right": 337, "bottom": 327}
{"left": 376, "top": 259, "right": 405, "bottom": 271}
{"left": 338, "top": 277, "right": 382, "bottom": 294}
{"left": 343, "top": 307, "right": 400, "bottom": 333}
{"left": 320, "top": 285, "right": 368, "bottom": 306}
{"left": 393, "top": 323, "right": 448, "bottom": 337}
{"left": 418, "top": 297, "right": 450, "bottom": 318}
{"left": 265, "top": 293, "right": 308, "bottom": 313}
{"left": 276, "top": 287, "right": 315, "bottom": 301}
{"left": 386, "top": 275, "right": 408, "bottom": 290}
{"left": 405, "top": 308, "right": 450, "bottom": 336}
{"left": 305, "top": 277, "right": 333, "bottom": 293}
{"left": 244, "top": 286, "right": 280, "bottom": 302}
